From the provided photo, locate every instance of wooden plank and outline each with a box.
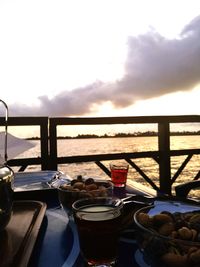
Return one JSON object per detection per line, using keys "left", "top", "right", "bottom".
{"left": 49, "top": 115, "right": 200, "bottom": 125}
{"left": 126, "top": 158, "right": 160, "bottom": 192}
{"left": 158, "top": 122, "right": 171, "bottom": 194}
{"left": 49, "top": 119, "right": 58, "bottom": 170}
{"left": 171, "top": 154, "right": 193, "bottom": 183}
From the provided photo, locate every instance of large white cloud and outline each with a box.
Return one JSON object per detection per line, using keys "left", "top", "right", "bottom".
{"left": 9, "top": 15, "right": 200, "bottom": 116}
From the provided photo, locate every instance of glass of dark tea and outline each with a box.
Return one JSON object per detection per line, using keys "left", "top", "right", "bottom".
{"left": 110, "top": 162, "right": 129, "bottom": 187}
{"left": 72, "top": 197, "right": 124, "bottom": 267}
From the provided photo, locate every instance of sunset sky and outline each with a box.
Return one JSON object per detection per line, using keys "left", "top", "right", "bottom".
{"left": 0, "top": 0, "right": 200, "bottom": 120}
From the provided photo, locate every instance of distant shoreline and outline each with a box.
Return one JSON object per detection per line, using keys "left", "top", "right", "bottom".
{"left": 26, "top": 131, "right": 200, "bottom": 140}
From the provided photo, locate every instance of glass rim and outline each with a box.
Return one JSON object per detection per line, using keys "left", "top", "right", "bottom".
{"left": 72, "top": 196, "right": 124, "bottom": 213}
{"left": 110, "top": 163, "right": 129, "bottom": 168}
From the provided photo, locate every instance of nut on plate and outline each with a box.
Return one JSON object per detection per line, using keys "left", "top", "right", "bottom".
{"left": 188, "top": 248, "right": 200, "bottom": 264}
{"left": 158, "top": 222, "right": 175, "bottom": 236}
{"left": 73, "top": 182, "right": 85, "bottom": 190}
{"left": 135, "top": 207, "right": 200, "bottom": 267}
{"left": 58, "top": 176, "right": 113, "bottom": 210}
{"left": 137, "top": 212, "right": 152, "bottom": 227}
{"left": 161, "top": 253, "right": 188, "bottom": 267}
{"left": 153, "top": 213, "right": 173, "bottom": 226}
{"left": 178, "top": 227, "right": 194, "bottom": 240}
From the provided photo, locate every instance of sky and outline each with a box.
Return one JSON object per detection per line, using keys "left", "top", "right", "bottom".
{"left": 0, "top": 0, "right": 200, "bottom": 120}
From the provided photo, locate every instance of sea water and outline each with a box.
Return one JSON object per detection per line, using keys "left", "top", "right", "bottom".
{"left": 16, "top": 136, "right": 200, "bottom": 197}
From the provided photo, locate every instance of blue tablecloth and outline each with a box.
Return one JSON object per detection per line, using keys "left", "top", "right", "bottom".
{"left": 26, "top": 204, "right": 145, "bottom": 267}
{"left": 14, "top": 171, "right": 147, "bottom": 267}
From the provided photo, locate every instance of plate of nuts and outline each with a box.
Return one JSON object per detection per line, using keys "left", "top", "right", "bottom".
{"left": 134, "top": 201, "right": 200, "bottom": 267}
{"left": 52, "top": 175, "right": 113, "bottom": 211}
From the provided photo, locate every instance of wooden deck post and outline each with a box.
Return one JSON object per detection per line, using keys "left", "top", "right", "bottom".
{"left": 40, "top": 117, "right": 49, "bottom": 170}
{"left": 49, "top": 118, "right": 58, "bottom": 170}
{"left": 158, "top": 122, "right": 171, "bottom": 195}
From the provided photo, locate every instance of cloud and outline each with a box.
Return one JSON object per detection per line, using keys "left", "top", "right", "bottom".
{"left": 114, "top": 15, "right": 200, "bottom": 104}
{"left": 10, "top": 15, "right": 200, "bottom": 116}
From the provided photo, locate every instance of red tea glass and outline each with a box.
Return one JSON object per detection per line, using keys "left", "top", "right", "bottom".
{"left": 110, "top": 163, "right": 129, "bottom": 187}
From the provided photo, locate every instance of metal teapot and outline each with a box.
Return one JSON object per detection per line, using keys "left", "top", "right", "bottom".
{"left": 0, "top": 100, "right": 14, "bottom": 231}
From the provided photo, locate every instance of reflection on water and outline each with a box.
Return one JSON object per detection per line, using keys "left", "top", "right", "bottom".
{"left": 14, "top": 136, "right": 200, "bottom": 197}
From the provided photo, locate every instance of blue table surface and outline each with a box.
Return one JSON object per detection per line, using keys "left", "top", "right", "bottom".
{"left": 14, "top": 172, "right": 200, "bottom": 267}
{"left": 13, "top": 172, "right": 148, "bottom": 267}
{"left": 27, "top": 204, "right": 146, "bottom": 267}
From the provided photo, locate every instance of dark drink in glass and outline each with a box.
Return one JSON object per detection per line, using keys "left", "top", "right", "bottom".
{"left": 72, "top": 197, "right": 123, "bottom": 267}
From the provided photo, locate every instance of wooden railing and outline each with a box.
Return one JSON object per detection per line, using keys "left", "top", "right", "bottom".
{"left": 0, "top": 117, "right": 49, "bottom": 170}
{"left": 1, "top": 115, "right": 200, "bottom": 195}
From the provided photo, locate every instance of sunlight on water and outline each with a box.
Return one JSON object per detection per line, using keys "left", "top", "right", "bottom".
{"left": 15, "top": 136, "right": 200, "bottom": 197}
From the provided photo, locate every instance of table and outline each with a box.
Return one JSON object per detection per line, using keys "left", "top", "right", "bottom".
{"left": 15, "top": 193, "right": 145, "bottom": 267}
{"left": 25, "top": 205, "right": 141, "bottom": 267}
{"left": 13, "top": 171, "right": 148, "bottom": 267}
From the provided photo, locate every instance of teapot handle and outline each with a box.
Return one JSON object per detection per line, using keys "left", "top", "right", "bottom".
{"left": 0, "top": 99, "right": 8, "bottom": 164}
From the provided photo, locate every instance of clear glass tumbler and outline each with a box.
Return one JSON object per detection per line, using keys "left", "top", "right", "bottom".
{"left": 72, "top": 197, "right": 124, "bottom": 267}
{"left": 110, "top": 163, "right": 129, "bottom": 187}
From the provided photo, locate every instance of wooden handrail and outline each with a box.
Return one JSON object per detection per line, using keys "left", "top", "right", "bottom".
{"left": 0, "top": 116, "right": 49, "bottom": 170}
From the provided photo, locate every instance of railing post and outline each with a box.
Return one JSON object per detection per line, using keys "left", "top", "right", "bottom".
{"left": 158, "top": 122, "right": 171, "bottom": 195}
{"left": 40, "top": 117, "right": 49, "bottom": 170}
{"left": 49, "top": 118, "right": 58, "bottom": 170}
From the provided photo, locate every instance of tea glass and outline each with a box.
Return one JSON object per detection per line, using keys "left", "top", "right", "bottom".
{"left": 110, "top": 163, "right": 129, "bottom": 187}
{"left": 72, "top": 197, "right": 124, "bottom": 267}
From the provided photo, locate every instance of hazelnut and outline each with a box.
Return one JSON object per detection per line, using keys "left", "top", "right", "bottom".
{"left": 85, "top": 178, "right": 95, "bottom": 185}
{"left": 72, "top": 188, "right": 80, "bottom": 192}
{"left": 191, "top": 229, "right": 198, "bottom": 241}
{"left": 153, "top": 213, "right": 173, "bottom": 226}
{"left": 73, "top": 182, "right": 85, "bottom": 190}
{"left": 189, "top": 214, "right": 200, "bottom": 224}
{"left": 77, "top": 175, "right": 83, "bottom": 181}
{"left": 158, "top": 222, "right": 175, "bottom": 236}
{"left": 60, "top": 184, "right": 72, "bottom": 190}
{"left": 71, "top": 179, "right": 79, "bottom": 186}
{"left": 99, "top": 191, "right": 108, "bottom": 197}
{"left": 170, "top": 230, "right": 178, "bottom": 239}
{"left": 137, "top": 212, "right": 152, "bottom": 227}
{"left": 178, "top": 227, "right": 193, "bottom": 240}
{"left": 85, "top": 183, "right": 98, "bottom": 191}
{"left": 161, "top": 252, "right": 187, "bottom": 267}
{"left": 90, "top": 190, "right": 100, "bottom": 197}
{"left": 98, "top": 185, "right": 106, "bottom": 191}
{"left": 188, "top": 246, "right": 198, "bottom": 255}
{"left": 189, "top": 249, "right": 200, "bottom": 264}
